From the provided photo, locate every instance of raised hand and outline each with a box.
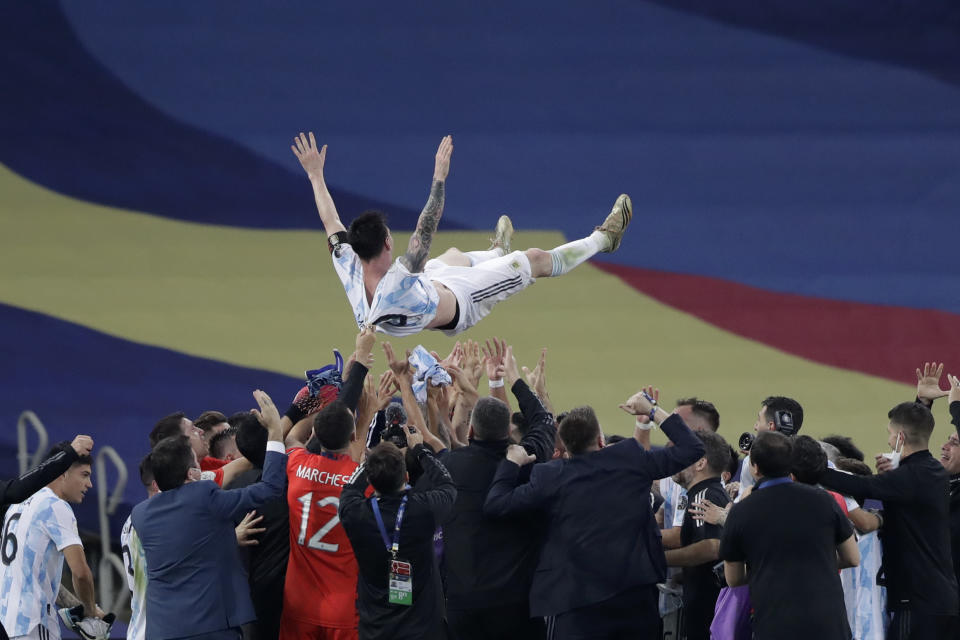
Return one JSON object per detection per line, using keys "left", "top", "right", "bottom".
{"left": 291, "top": 132, "right": 326, "bottom": 181}
{"left": 376, "top": 371, "right": 399, "bottom": 411}
{"left": 461, "top": 340, "right": 483, "bottom": 387}
{"left": 619, "top": 386, "right": 659, "bottom": 417}
{"left": 522, "top": 348, "right": 548, "bottom": 397}
{"left": 382, "top": 342, "right": 412, "bottom": 379}
{"left": 502, "top": 345, "right": 521, "bottom": 388}
{"left": 446, "top": 364, "right": 479, "bottom": 397}
{"left": 252, "top": 389, "right": 283, "bottom": 439}
{"left": 482, "top": 337, "right": 507, "bottom": 381}
{"left": 433, "top": 135, "right": 454, "bottom": 182}
{"left": 505, "top": 444, "right": 536, "bottom": 466}
{"left": 949, "top": 373, "right": 960, "bottom": 405}
{"left": 405, "top": 425, "right": 424, "bottom": 450}
{"left": 70, "top": 435, "right": 94, "bottom": 457}
{"left": 916, "top": 362, "right": 949, "bottom": 403}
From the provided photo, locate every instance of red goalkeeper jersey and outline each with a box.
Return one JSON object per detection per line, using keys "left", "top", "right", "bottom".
{"left": 283, "top": 447, "right": 360, "bottom": 628}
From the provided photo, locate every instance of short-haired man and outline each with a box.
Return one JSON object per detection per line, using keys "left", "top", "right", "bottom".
{"left": 484, "top": 390, "right": 704, "bottom": 639}
{"left": 292, "top": 132, "right": 631, "bottom": 336}
{"left": 664, "top": 430, "right": 731, "bottom": 640}
{"left": 133, "top": 390, "right": 287, "bottom": 640}
{"left": 439, "top": 351, "right": 557, "bottom": 640}
{"left": 737, "top": 395, "right": 803, "bottom": 498}
{"left": 819, "top": 402, "right": 960, "bottom": 639}
{"left": 0, "top": 443, "right": 103, "bottom": 640}
{"left": 339, "top": 432, "right": 456, "bottom": 640}
{"left": 276, "top": 327, "right": 376, "bottom": 640}
{"left": 120, "top": 456, "right": 159, "bottom": 640}
{"left": 720, "top": 431, "right": 859, "bottom": 640}
{"left": 149, "top": 412, "right": 249, "bottom": 486}
{"left": 942, "top": 375, "right": 960, "bottom": 618}
{"left": 209, "top": 428, "right": 240, "bottom": 461}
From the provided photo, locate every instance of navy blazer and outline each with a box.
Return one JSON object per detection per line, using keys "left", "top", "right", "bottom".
{"left": 484, "top": 414, "right": 704, "bottom": 617}
{"left": 131, "top": 449, "right": 287, "bottom": 640}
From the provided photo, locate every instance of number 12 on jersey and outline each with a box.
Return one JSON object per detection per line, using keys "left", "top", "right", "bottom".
{"left": 296, "top": 492, "right": 341, "bottom": 552}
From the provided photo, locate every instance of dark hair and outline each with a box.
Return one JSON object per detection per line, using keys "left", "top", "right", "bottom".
{"left": 605, "top": 434, "right": 626, "bottom": 446}
{"left": 138, "top": 454, "right": 155, "bottom": 488}
{"left": 822, "top": 435, "right": 864, "bottom": 461}
{"left": 888, "top": 401, "right": 935, "bottom": 446}
{"left": 790, "top": 435, "right": 827, "bottom": 485}
{"left": 726, "top": 446, "right": 741, "bottom": 477}
{"left": 698, "top": 431, "right": 730, "bottom": 474}
{"left": 194, "top": 410, "right": 228, "bottom": 433}
{"left": 751, "top": 431, "right": 793, "bottom": 479}
{"left": 46, "top": 441, "right": 91, "bottom": 467}
{"left": 313, "top": 401, "right": 355, "bottom": 450}
{"left": 227, "top": 411, "right": 249, "bottom": 428}
{"left": 209, "top": 428, "right": 238, "bottom": 460}
{"left": 559, "top": 406, "right": 601, "bottom": 456}
{"left": 471, "top": 397, "right": 511, "bottom": 441}
{"left": 511, "top": 412, "right": 529, "bottom": 438}
{"left": 836, "top": 457, "right": 872, "bottom": 476}
{"left": 761, "top": 396, "right": 804, "bottom": 434}
{"left": 676, "top": 397, "right": 721, "bottom": 432}
{"left": 149, "top": 412, "right": 186, "bottom": 448}
{"left": 367, "top": 442, "right": 406, "bottom": 494}
{"left": 150, "top": 435, "right": 194, "bottom": 491}
{"left": 348, "top": 210, "right": 390, "bottom": 261}
{"left": 235, "top": 412, "right": 266, "bottom": 468}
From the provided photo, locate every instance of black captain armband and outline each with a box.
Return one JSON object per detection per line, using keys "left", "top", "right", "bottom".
{"left": 328, "top": 231, "right": 349, "bottom": 255}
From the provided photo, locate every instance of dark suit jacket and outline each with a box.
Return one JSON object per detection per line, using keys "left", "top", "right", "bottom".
{"left": 131, "top": 448, "right": 287, "bottom": 640}
{"left": 439, "top": 379, "right": 556, "bottom": 610}
{"left": 484, "top": 414, "right": 704, "bottom": 617}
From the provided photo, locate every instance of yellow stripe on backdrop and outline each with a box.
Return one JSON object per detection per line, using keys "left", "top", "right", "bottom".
{"left": 0, "top": 163, "right": 931, "bottom": 458}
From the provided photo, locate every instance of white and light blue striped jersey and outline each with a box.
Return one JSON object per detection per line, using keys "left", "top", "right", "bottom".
{"left": 0, "top": 487, "right": 81, "bottom": 640}
{"left": 120, "top": 516, "right": 147, "bottom": 640}
{"left": 332, "top": 243, "right": 439, "bottom": 336}
{"left": 660, "top": 476, "right": 687, "bottom": 528}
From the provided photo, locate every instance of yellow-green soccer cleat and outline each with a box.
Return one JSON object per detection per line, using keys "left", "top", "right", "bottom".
{"left": 595, "top": 194, "right": 632, "bottom": 253}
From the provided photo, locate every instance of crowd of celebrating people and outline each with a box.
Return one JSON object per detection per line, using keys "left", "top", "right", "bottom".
{"left": 3, "top": 323, "right": 960, "bottom": 640}
{"left": 1, "top": 131, "right": 958, "bottom": 640}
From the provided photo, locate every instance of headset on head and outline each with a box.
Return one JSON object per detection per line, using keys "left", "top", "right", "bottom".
{"left": 773, "top": 410, "right": 797, "bottom": 436}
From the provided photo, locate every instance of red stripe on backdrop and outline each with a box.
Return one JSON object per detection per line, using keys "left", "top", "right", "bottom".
{"left": 594, "top": 262, "right": 960, "bottom": 385}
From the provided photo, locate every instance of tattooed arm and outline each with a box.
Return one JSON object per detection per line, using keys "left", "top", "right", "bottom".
{"left": 400, "top": 135, "right": 453, "bottom": 273}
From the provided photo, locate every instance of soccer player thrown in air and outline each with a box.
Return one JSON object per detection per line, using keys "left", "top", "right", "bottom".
{"left": 292, "top": 132, "right": 632, "bottom": 336}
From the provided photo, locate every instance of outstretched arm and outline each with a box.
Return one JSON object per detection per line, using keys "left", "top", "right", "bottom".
{"left": 400, "top": 135, "right": 453, "bottom": 273}
{"left": 292, "top": 131, "right": 347, "bottom": 238}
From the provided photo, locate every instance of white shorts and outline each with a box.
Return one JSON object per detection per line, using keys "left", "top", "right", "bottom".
{"left": 425, "top": 250, "right": 535, "bottom": 336}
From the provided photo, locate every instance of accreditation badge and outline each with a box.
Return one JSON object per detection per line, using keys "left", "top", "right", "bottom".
{"left": 388, "top": 559, "right": 413, "bottom": 606}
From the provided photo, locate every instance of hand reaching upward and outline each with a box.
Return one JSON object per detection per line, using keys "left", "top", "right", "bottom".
{"left": 433, "top": 135, "right": 453, "bottom": 182}
{"left": 292, "top": 132, "right": 326, "bottom": 182}
{"left": 917, "top": 362, "right": 950, "bottom": 403}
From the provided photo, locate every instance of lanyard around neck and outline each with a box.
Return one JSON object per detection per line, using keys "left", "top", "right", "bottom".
{"left": 370, "top": 493, "right": 409, "bottom": 558}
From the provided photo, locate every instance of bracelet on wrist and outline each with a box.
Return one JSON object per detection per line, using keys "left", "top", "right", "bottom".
{"left": 488, "top": 378, "right": 505, "bottom": 389}
{"left": 636, "top": 417, "right": 655, "bottom": 431}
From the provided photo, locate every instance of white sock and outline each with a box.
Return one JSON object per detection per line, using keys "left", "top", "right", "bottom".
{"left": 465, "top": 248, "right": 504, "bottom": 266}
{"left": 547, "top": 231, "right": 605, "bottom": 276}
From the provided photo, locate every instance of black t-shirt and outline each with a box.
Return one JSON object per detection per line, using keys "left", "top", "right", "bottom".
{"left": 680, "top": 477, "right": 729, "bottom": 640}
{"left": 719, "top": 480, "right": 853, "bottom": 640}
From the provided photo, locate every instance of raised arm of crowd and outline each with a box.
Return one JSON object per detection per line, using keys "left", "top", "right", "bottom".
{"left": 5, "top": 327, "right": 960, "bottom": 640}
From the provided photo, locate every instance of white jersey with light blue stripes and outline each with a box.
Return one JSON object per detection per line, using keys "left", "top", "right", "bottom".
{"left": 0, "top": 488, "right": 81, "bottom": 640}
{"left": 331, "top": 242, "right": 439, "bottom": 337}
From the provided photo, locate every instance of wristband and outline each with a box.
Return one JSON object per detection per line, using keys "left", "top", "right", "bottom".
{"left": 649, "top": 406, "right": 658, "bottom": 423}
{"left": 636, "top": 417, "right": 655, "bottom": 431}
{"left": 488, "top": 379, "right": 505, "bottom": 389}
{"left": 284, "top": 404, "right": 307, "bottom": 425}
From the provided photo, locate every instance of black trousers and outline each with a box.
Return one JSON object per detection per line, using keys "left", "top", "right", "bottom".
{"left": 552, "top": 584, "right": 660, "bottom": 640}
{"left": 887, "top": 610, "right": 959, "bottom": 640}
{"left": 447, "top": 602, "right": 546, "bottom": 640}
